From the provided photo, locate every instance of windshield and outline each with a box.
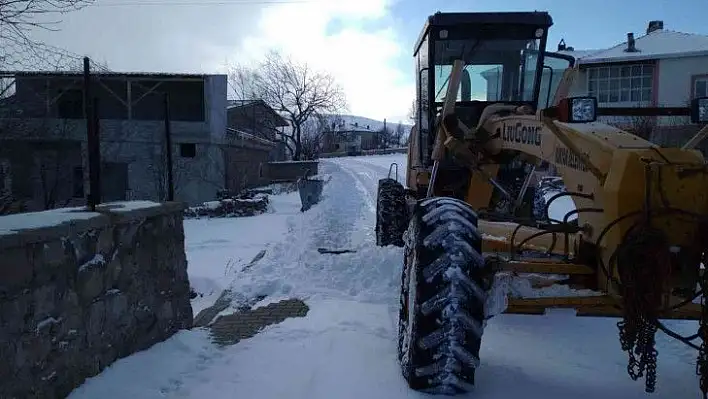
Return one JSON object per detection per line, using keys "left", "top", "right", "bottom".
{"left": 433, "top": 38, "right": 542, "bottom": 103}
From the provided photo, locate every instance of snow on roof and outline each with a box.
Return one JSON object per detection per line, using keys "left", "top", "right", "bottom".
{"left": 226, "top": 127, "right": 277, "bottom": 146}
{"left": 99, "top": 201, "right": 163, "bottom": 212}
{"left": 558, "top": 49, "right": 606, "bottom": 59}
{"left": 323, "top": 114, "right": 413, "bottom": 133}
{"left": 483, "top": 29, "right": 707, "bottom": 77}
{"left": 578, "top": 29, "right": 708, "bottom": 64}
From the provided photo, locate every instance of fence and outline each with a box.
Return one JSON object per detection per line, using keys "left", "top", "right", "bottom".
{"left": 319, "top": 147, "right": 408, "bottom": 158}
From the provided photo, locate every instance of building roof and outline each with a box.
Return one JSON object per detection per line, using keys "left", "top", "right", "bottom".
{"left": 226, "top": 99, "right": 289, "bottom": 127}
{"left": 5, "top": 71, "right": 220, "bottom": 79}
{"left": 575, "top": 29, "right": 708, "bottom": 65}
{"left": 226, "top": 128, "right": 277, "bottom": 147}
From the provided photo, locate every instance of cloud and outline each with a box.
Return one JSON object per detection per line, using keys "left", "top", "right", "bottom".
{"left": 21, "top": 0, "right": 414, "bottom": 122}
{"left": 237, "top": 0, "right": 414, "bottom": 122}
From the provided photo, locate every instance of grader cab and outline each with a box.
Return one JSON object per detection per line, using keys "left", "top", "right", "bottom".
{"left": 374, "top": 10, "right": 708, "bottom": 396}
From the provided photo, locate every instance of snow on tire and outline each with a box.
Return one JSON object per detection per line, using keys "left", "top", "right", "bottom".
{"left": 398, "top": 196, "right": 487, "bottom": 395}
{"left": 376, "top": 177, "right": 407, "bottom": 247}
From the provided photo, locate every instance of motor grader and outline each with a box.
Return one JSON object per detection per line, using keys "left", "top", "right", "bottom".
{"left": 374, "top": 10, "right": 708, "bottom": 397}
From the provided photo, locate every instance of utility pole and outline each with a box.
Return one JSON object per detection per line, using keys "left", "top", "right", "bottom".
{"left": 383, "top": 118, "right": 387, "bottom": 148}
{"left": 83, "top": 57, "right": 101, "bottom": 210}
{"left": 164, "top": 93, "right": 174, "bottom": 201}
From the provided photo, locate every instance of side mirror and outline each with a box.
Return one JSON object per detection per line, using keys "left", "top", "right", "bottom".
{"left": 557, "top": 96, "right": 597, "bottom": 123}
{"left": 691, "top": 97, "right": 708, "bottom": 124}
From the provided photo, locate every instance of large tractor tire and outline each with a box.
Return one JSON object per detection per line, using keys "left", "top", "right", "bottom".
{"left": 398, "top": 196, "right": 489, "bottom": 395}
{"left": 375, "top": 177, "right": 407, "bottom": 247}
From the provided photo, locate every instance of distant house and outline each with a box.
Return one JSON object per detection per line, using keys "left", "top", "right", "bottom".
{"left": 321, "top": 120, "right": 382, "bottom": 153}
{"left": 482, "top": 20, "right": 708, "bottom": 146}
{"left": 0, "top": 71, "right": 278, "bottom": 213}
{"left": 226, "top": 99, "right": 289, "bottom": 161}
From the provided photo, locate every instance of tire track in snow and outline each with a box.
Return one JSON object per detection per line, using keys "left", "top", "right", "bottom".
{"left": 307, "top": 161, "right": 367, "bottom": 249}
{"left": 227, "top": 160, "right": 402, "bottom": 305}
{"left": 326, "top": 159, "right": 377, "bottom": 215}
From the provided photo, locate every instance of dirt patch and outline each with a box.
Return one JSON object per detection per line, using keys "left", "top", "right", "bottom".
{"left": 209, "top": 298, "right": 309, "bottom": 346}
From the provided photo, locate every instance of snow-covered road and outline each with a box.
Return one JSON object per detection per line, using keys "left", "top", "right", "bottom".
{"left": 69, "top": 154, "right": 703, "bottom": 399}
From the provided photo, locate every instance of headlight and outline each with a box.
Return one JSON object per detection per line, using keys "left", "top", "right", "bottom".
{"left": 569, "top": 97, "right": 597, "bottom": 123}
{"left": 691, "top": 97, "right": 708, "bottom": 124}
{"left": 557, "top": 96, "right": 597, "bottom": 123}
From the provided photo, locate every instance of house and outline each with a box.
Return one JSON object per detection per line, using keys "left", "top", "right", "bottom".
{"left": 481, "top": 20, "right": 708, "bottom": 146}
{"left": 562, "top": 20, "right": 708, "bottom": 146}
{"left": 226, "top": 99, "right": 289, "bottom": 161}
{"left": 321, "top": 120, "right": 383, "bottom": 153}
{"left": 0, "top": 71, "right": 277, "bottom": 212}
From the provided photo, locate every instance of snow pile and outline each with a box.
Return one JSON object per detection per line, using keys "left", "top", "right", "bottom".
{"left": 223, "top": 160, "right": 403, "bottom": 309}
{"left": 0, "top": 200, "right": 163, "bottom": 236}
{"left": 67, "top": 154, "right": 706, "bottom": 399}
{"left": 184, "top": 191, "right": 301, "bottom": 314}
{"left": 0, "top": 207, "right": 99, "bottom": 236}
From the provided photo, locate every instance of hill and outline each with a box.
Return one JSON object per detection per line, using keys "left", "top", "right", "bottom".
{"left": 323, "top": 114, "right": 413, "bottom": 133}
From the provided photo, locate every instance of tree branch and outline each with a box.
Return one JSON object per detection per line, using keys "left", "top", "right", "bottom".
{"left": 227, "top": 49, "right": 347, "bottom": 160}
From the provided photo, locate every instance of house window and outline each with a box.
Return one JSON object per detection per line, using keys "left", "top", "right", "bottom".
{"left": 0, "top": 159, "right": 9, "bottom": 194}
{"left": 57, "top": 89, "right": 84, "bottom": 119}
{"left": 180, "top": 143, "right": 196, "bottom": 158}
{"left": 72, "top": 166, "right": 84, "bottom": 198}
{"left": 695, "top": 77, "right": 708, "bottom": 98}
{"left": 587, "top": 64, "right": 654, "bottom": 104}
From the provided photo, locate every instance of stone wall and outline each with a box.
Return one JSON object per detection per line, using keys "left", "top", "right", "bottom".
{"left": 0, "top": 201, "right": 193, "bottom": 399}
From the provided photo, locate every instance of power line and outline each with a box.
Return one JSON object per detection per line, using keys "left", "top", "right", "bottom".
{"left": 93, "top": 0, "right": 311, "bottom": 6}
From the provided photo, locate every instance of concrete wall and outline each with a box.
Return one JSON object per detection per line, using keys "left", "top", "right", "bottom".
{"left": 206, "top": 75, "right": 228, "bottom": 140}
{"left": 224, "top": 146, "right": 272, "bottom": 192}
{"left": 96, "top": 139, "right": 225, "bottom": 206}
{"left": 0, "top": 139, "right": 84, "bottom": 214}
{"left": 657, "top": 55, "right": 708, "bottom": 107}
{"left": 0, "top": 201, "right": 192, "bottom": 398}
{"left": 2, "top": 74, "right": 229, "bottom": 210}
{"left": 260, "top": 161, "right": 319, "bottom": 182}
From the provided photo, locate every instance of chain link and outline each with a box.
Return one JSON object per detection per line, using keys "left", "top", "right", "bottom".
{"left": 696, "top": 264, "right": 708, "bottom": 398}
{"left": 615, "top": 226, "right": 669, "bottom": 393}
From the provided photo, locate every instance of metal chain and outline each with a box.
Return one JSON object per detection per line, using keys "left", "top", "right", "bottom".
{"left": 696, "top": 264, "right": 708, "bottom": 398}
{"left": 616, "top": 226, "right": 668, "bottom": 393}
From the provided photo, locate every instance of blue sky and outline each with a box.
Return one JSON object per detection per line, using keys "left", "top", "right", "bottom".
{"left": 386, "top": 0, "right": 707, "bottom": 76}
{"left": 314, "top": 0, "right": 707, "bottom": 121}
{"left": 36, "top": 0, "right": 705, "bottom": 123}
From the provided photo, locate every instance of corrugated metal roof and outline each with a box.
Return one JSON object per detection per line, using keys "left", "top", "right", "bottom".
{"left": 226, "top": 127, "right": 277, "bottom": 146}
{"left": 577, "top": 29, "right": 708, "bottom": 64}
{"left": 227, "top": 99, "right": 260, "bottom": 108}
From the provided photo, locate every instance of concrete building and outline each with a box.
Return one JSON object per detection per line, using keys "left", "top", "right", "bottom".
{"left": 321, "top": 120, "right": 384, "bottom": 153}
{"left": 0, "top": 71, "right": 278, "bottom": 213}
{"left": 226, "top": 99, "right": 289, "bottom": 161}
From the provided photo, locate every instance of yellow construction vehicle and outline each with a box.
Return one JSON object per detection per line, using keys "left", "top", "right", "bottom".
{"left": 374, "top": 10, "right": 708, "bottom": 396}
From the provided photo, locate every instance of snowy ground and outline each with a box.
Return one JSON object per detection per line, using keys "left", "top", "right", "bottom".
{"left": 69, "top": 154, "right": 703, "bottom": 399}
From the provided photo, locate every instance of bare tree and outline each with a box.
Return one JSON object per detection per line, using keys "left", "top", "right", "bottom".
{"left": 392, "top": 122, "right": 405, "bottom": 147}
{"left": 0, "top": 0, "right": 95, "bottom": 44}
{"left": 625, "top": 115, "right": 656, "bottom": 141}
{"left": 228, "top": 50, "right": 347, "bottom": 160}
{"left": 374, "top": 126, "right": 393, "bottom": 149}
{"left": 301, "top": 113, "right": 343, "bottom": 159}
{"left": 407, "top": 100, "right": 417, "bottom": 124}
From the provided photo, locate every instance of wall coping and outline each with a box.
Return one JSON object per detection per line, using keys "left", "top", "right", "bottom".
{"left": 0, "top": 201, "right": 186, "bottom": 250}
